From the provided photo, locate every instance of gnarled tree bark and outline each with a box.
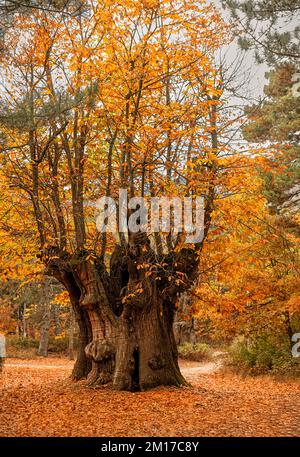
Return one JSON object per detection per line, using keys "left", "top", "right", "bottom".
{"left": 41, "top": 233, "right": 198, "bottom": 391}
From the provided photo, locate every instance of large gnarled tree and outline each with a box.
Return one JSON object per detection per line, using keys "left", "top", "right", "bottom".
{"left": 0, "top": 0, "right": 229, "bottom": 390}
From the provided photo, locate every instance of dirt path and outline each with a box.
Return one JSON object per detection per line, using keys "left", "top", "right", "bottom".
{"left": 181, "top": 351, "right": 225, "bottom": 380}
{"left": 1, "top": 355, "right": 300, "bottom": 437}
{"left": 5, "top": 362, "right": 72, "bottom": 369}
{"left": 5, "top": 353, "right": 224, "bottom": 376}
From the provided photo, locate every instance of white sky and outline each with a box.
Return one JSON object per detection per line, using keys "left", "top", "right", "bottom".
{"left": 213, "top": 0, "right": 268, "bottom": 104}
{"left": 213, "top": 0, "right": 300, "bottom": 104}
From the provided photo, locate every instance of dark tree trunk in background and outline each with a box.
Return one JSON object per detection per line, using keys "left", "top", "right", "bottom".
{"left": 38, "top": 301, "right": 50, "bottom": 357}
{"left": 68, "top": 309, "right": 75, "bottom": 360}
{"left": 43, "top": 236, "right": 198, "bottom": 391}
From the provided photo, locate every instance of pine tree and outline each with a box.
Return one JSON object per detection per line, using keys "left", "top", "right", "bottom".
{"left": 243, "top": 63, "right": 300, "bottom": 213}
{"left": 222, "top": 0, "right": 300, "bottom": 63}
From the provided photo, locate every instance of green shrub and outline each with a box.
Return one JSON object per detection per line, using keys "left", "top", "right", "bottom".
{"left": 48, "top": 336, "right": 69, "bottom": 353}
{"left": 6, "top": 335, "right": 70, "bottom": 357}
{"left": 7, "top": 336, "right": 39, "bottom": 349}
{"left": 178, "top": 342, "right": 212, "bottom": 361}
{"left": 6, "top": 336, "right": 39, "bottom": 358}
{"left": 229, "top": 334, "right": 300, "bottom": 375}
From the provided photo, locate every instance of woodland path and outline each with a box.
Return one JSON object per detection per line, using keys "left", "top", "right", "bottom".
{"left": 1, "top": 354, "right": 300, "bottom": 437}
{"left": 4, "top": 351, "right": 224, "bottom": 375}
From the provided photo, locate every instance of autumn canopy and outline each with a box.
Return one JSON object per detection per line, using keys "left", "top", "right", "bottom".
{"left": 0, "top": 0, "right": 299, "bottom": 392}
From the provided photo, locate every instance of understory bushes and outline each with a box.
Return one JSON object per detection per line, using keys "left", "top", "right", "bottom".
{"left": 5, "top": 335, "right": 71, "bottom": 357}
{"left": 5, "top": 336, "right": 39, "bottom": 358}
{"left": 228, "top": 333, "right": 300, "bottom": 376}
{"left": 7, "top": 336, "right": 39, "bottom": 350}
{"left": 47, "top": 336, "right": 70, "bottom": 353}
{"left": 177, "top": 342, "right": 212, "bottom": 361}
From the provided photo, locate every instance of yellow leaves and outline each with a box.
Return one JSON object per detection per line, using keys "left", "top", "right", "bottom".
{"left": 121, "top": 292, "right": 135, "bottom": 304}
{"left": 207, "top": 87, "right": 223, "bottom": 98}
{"left": 86, "top": 253, "right": 97, "bottom": 264}
{"left": 135, "top": 287, "right": 144, "bottom": 294}
{"left": 18, "top": 278, "right": 34, "bottom": 290}
{"left": 137, "top": 262, "right": 150, "bottom": 270}
{"left": 42, "top": 87, "right": 53, "bottom": 96}
{"left": 51, "top": 291, "right": 70, "bottom": 307}
{"left": 191, "top": 146, "right": 300, "bottom": 338}
{"left": 140, "top": 0, "right": 160, "bottom": 10}
{"left": 286, "top": 295, "right": 300, "bottom": 314}
{"left": 54, "top": 332, "right": 67, "bottom": 340}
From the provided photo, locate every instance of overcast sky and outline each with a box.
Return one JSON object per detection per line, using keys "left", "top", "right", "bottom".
{"left": 213, "top": 0, "right": 269, "bottom": 104}
{"left": 213, "top": 0, "right": 300, "bottom": 104}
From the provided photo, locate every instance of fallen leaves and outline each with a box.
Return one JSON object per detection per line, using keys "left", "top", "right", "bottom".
{"left": 1, "top": 357, "right": 300, "bottom": 437}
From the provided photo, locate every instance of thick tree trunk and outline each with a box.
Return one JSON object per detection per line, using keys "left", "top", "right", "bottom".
{"left": 69, "top": 254, "right": 188, "bottom": 391}
{"left": 73, "top": 259, "right": 117, "bottom": 386}
{"left": 113, "top": 293, "right": 188, "bottom": 391}
{"left": 43, "top": 239, "right": 197, "bottom": 391}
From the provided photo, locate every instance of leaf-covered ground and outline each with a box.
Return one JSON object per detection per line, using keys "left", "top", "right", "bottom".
{"left": 1, "top": 357, "right": 300, "bottom": 437}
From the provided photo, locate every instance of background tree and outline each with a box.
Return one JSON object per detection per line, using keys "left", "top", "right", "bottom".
{"left": 191, "top": 60, "right": 300, "bottom": 368}
{"left": 222, "top": 0, "right": 300, "bottom": 63}
{"left": 194, "top": 160, "right": 300, "bottom": 352}
{"left": 243, "top": 63, "right": 300, "bottom": 214}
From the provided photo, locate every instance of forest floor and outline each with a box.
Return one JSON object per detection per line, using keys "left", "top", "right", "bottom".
{"left": 1, "top": 354, "right": 300, "bottom": 437}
